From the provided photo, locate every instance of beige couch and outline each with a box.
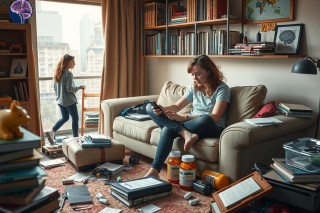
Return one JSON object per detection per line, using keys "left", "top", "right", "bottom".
{"left": 101, "top": 81, "right": 316, "bottom": 182}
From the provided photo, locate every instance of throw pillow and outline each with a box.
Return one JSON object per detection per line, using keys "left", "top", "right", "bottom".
{"left": 157, "top": 81, "right": 192, "bottom": 115}
{"left": 226, "top": 85, "right": 267, "bottom": 126}
{"left": 253, "top": 101, "right": 276, "bottom": 118}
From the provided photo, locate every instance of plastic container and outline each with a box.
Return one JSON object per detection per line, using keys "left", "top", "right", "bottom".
{"left": 179, "top": 155, "right": 196, "bottom": 191}
{"left": 167, "top": 151, "right": 181, "bottom": 184}
{"left": 283, "top": 137, "right": 320, "bottom": 172}
{"left": 202, "top": 169, "right": 229, "bottom": 190}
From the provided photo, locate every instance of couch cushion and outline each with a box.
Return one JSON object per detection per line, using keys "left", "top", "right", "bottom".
{"left": 226, "top": 85, "right": 267, "bottom": 126}
{"left": 157, "top": 81, "right": 192, "bottom": 115}
{"left": 113, "top": 117, "right": 158, "bottom": 143}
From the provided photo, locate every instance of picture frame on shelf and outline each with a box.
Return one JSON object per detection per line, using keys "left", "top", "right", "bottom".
{"left": 10, "top": 58, "right": 27, "bottom": 77}
{"left": 273, "top": 24, "right": 304, "bottom": 55}
{"left": 243, "top": 0, "right": 294, "bottom": 24}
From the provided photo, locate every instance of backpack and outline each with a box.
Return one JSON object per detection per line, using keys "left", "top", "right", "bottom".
{"left": 121, "top": 100, "right": 151, "bottom": 116}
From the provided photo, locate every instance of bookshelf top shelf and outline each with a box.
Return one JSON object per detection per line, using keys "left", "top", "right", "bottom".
{"left": 144, "top": 18, "right": 242, "bottom": 30}
{"left": 143, "top": 55, "right": 306, "bottom": 59}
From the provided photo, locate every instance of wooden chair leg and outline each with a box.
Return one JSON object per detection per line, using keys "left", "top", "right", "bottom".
{"left": 81, "top": 89, "right": 85, "bottom": 136}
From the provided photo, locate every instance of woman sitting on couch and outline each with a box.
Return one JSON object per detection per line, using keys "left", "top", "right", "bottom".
{"left": 145, "top": 55, "right": 231, "bottom": 178}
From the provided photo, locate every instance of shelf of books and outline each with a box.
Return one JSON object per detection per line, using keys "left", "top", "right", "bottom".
{"left": 142, "top": 1, "right": 304, "bottom": 59}
{"left": 144, "top": 54, "right": 306, "bottom": 59}
{"left": 0, "top": 23, "right": 40, "bottom": 135}
{"left": 143, "top": 0, "right": 243, "bottom": 56}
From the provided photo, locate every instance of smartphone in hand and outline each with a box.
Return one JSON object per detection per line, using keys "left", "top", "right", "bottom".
{"left": 149, "top": 101, "right": 164, "bottom": 116}
{"left": 149, "top": 101, "right": 161, "bottom": 110}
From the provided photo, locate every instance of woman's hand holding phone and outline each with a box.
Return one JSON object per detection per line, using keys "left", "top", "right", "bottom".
{"left": 149, "top": 101, "right": 163, "bottom": 115}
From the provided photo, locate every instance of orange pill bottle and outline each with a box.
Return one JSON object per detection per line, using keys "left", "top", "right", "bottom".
{"left": 167, "top": 151, "right": 181, "bottom": 184}
{"left": 179, "top": 155, "right": 196, "bottom": 191}
{"left": 202, "top": 169, "right": 229, "bottom": 190}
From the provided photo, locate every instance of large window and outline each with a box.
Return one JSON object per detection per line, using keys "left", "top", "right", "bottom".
{"left": 35, "top": 1, "right": 103, "bottom": 133}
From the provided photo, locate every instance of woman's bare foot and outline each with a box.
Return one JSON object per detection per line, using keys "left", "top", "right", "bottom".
{"left": 180, "top": 129, "right": 199, "bottom": 152}
{"left": 144, "top": 167, "right": 160, "bottom": 178}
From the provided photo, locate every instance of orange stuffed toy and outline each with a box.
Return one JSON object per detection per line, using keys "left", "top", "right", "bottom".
{"left": 0, "top": 101, "right": 31, "bottom": 140}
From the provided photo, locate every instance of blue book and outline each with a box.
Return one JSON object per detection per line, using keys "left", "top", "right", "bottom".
{"left": 0, "top": 127, "right": 41, "bottom": 154}
{"left": 0, "top": 166, "right": 46, "bottom": 184}
{"left": 79, "top": 137, "right": 111, "bottom": 148}
{"left": 272, "top": 158, "right": 320, "bottom": 175}
{"left": 86, "top": 135, "right": 111, "bottom": 143}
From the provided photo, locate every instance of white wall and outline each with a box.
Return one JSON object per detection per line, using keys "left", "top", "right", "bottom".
{"left": 146, "top": 0, "right": 320, "bottom": 136}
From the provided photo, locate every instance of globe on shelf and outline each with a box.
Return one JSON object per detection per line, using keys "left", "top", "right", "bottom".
{"left": 10, "top": 0, "right": 33, "bottom": 24}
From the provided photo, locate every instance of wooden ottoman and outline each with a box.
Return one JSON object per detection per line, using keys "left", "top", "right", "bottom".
{"left": 62, "top": 137, "right": 125, "bottom": 171}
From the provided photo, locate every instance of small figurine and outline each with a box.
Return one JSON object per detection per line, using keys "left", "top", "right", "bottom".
{"left": 243, "top": 32, "right": 248, "bottom": 45}
{"left": 256, "top": 30, "right": 261, "bottom": 42}
{"left": 0, "top": 101, "right": 30, "bottom": 140}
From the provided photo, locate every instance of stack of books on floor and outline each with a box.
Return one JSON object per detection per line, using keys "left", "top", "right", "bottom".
{"left": 277, "top": 103, "right": 313, "bottom": 118}
{"left": 110, "top": 176, "right": 172, "bottom": 207}
{"left": 271, "top": 158, "right": 320, "bottom": 183}
{"left": 84, "top": 112, "right": 99, "bottom": 128}
{"left": 0, "top": 127, "right": 60, "bottom": 213}
{"left": 79, "top": 134, "right": 111, "bottom": 148}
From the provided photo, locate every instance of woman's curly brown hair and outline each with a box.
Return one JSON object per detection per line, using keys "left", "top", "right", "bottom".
{"left": 187, "top": 55, "right": 225, "bottom": 96}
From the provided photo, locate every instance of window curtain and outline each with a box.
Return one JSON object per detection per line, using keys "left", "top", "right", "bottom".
{"left": 99, "top": 0, "right": 145, "bottom": 133}
{"left": 31, "top": 50, "right": 44, "bottom": 144}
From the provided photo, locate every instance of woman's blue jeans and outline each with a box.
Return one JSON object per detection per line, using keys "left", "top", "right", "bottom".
{"left": 53, "top": 103, "right": 79, "bottom": 137}
{"left": 146, "top": 103, "right": 223, "bottom": 172}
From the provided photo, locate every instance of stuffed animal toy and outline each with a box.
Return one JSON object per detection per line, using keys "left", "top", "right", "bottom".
{"left": 0, "top": 101, "right": 30, "bottom": 140}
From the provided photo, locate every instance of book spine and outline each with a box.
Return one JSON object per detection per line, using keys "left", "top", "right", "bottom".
{"left": 131, "top": 191, "right": 171, "bottom": 206}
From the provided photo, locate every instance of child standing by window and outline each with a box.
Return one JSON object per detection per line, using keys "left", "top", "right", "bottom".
{"left": 46, "top": 54, "right": 85, "bottom": 144}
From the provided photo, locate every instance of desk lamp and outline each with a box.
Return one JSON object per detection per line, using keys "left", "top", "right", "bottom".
{"left": 291, "top": 56, "right": 320, "bottom": 138}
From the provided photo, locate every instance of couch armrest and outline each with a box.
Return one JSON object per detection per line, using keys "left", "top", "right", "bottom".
{"left": 101, "top": 95, "right": 159, "bottom": 136}
{"left": 219, "top": 114, "right": 317, "bottom": 182}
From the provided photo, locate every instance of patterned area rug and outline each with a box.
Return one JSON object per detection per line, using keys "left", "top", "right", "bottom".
{"left": 44, "top": 148, "right": 213, "bottom": 213}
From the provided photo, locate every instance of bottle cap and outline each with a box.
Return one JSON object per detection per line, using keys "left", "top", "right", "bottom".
{"left": 170, "top": 151, "right": 181, "bottom": 158}
{"left": 182, "top": 154, "right": 195, "bottom": 162}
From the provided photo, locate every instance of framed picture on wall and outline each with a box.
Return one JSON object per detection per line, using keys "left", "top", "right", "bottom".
{"left": 10, "top": 58, "right": 28, "bottom": 77}
{"left": 243, "top": 0, "right": 294, "bottom": 24}
{"left": 274, "top": 24, "right": 304, "bottom": 55}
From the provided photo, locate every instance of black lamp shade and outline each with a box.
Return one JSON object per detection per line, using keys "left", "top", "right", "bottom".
{"left": 292, "top": 58, "right": 317, "bottom": 74}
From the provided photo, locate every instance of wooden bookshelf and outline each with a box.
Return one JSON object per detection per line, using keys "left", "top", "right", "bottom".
{"left": 143, "top": 54, "right": 306, "bottom": 59}
{"left": 0, "top": 23, "right": 40, "bottom": 135}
